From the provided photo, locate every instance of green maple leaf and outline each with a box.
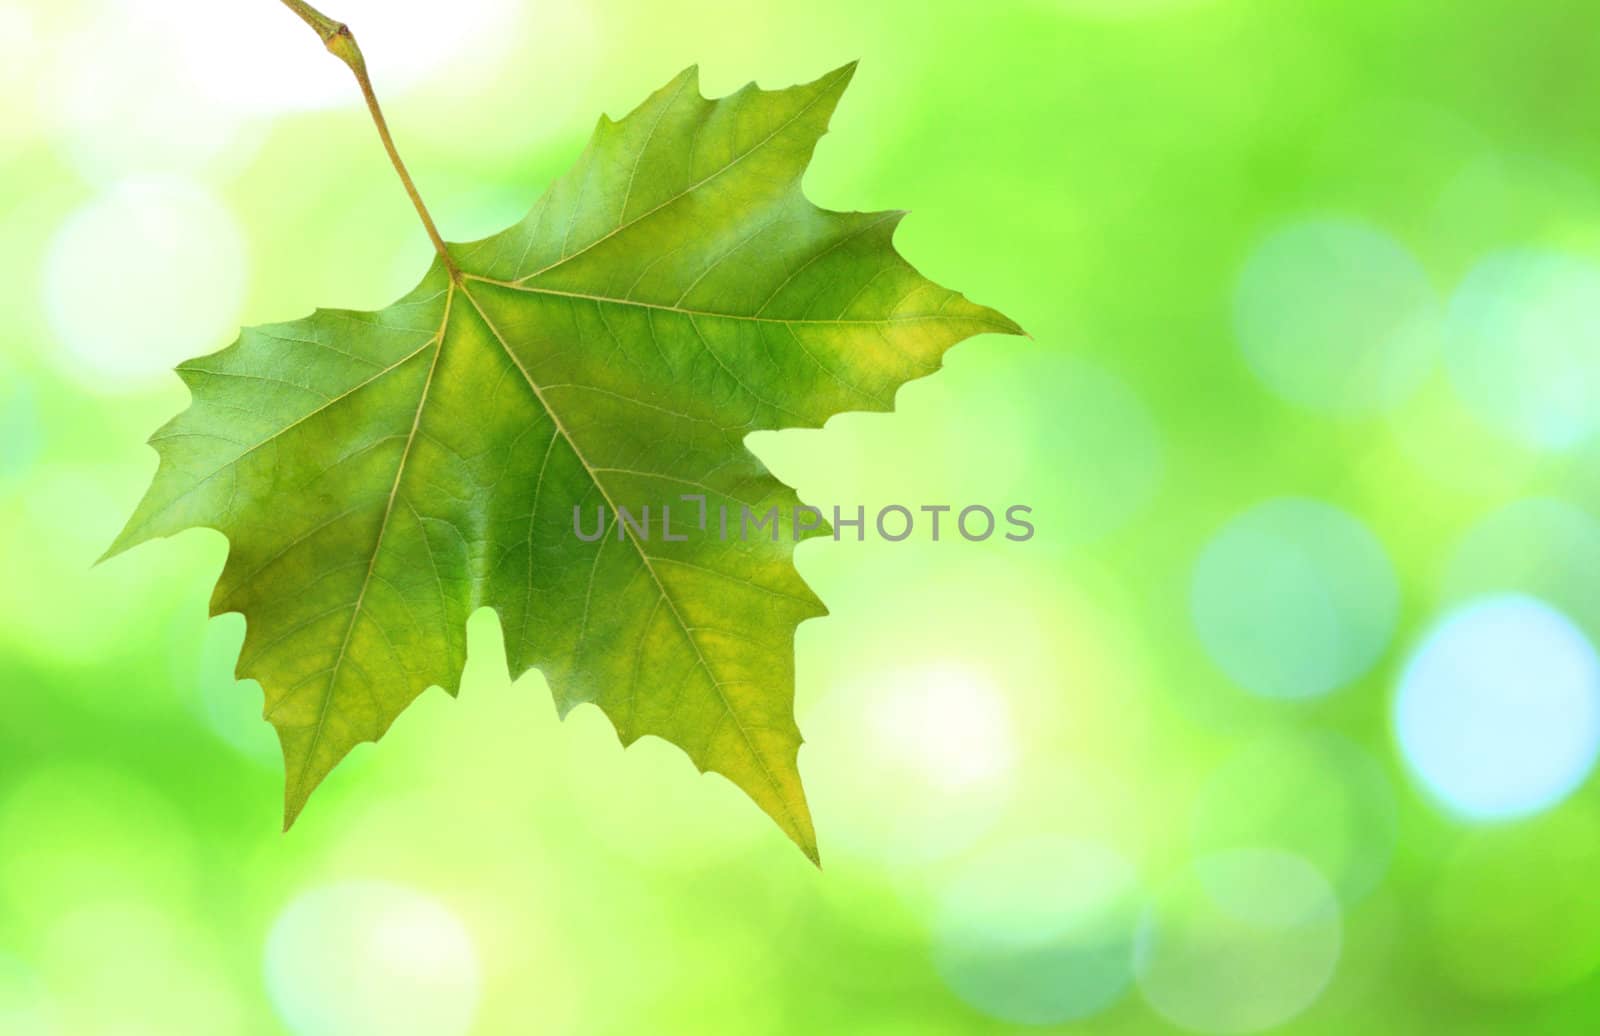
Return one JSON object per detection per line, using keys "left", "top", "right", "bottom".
{"left": 108, "top": 33, "right": 1021, "bottom": 861}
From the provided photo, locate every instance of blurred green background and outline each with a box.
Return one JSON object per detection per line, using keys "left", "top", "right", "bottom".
{"left": 6, "top": 0, "right": 1600, "bottom": 1032}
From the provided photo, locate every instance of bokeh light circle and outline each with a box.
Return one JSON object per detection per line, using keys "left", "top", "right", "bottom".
{"left": 171, "top": 0, "right": 534, "bottom": 116}
{"left": 802, "top": 664, "right": 1016, "bottom": 865}
{"left": 1395, "top": 595, "right": 1600, "bottom": 820}
{"left": 43, "top": 179, "right": 246, "bottom": 393}
{"left": 1445, "top": 251, "right": 1600, "bottom": 450}
{"left": 44, "top": 5, "right": 255, "bottom": 182}
{"left": 265, "top": 881, "right": 481, "bottom": 1036}
{"left": 1190, "top": 732, "right": 1398, "bottom": 903}
{"left": 1191, "top": 498, "right": 1398, "bottom": 699}
{"left": 932, "top": 837, "right": 1141, "bottom": 1024}
{"left": 1234, "top": 218, "right": 1439, "bottom": 416}
{"left": 1134, "top": 849, "right": 1343, "bottom": 1034}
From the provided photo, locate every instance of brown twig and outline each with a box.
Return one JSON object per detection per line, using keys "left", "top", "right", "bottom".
{"left": 276, "top": 0, "right": 460, "bottom": 279}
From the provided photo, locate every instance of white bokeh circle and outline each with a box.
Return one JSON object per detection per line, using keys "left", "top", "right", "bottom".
{"left": 932, "top": 837, "right": 1141, "bottom": 1025}
{"left": 43, "top": 179, "right": 246, "bottom": 392}
{"left": 265, "top": 881, "right": 481, "bottom": 1036}
{"left": 1235, "top": 218, "right": 1439, "bottom": 416}
{"left": 1445, "top": 251, "right": 1600, "bottom": 450}
{"left": 43, "top": 4, "right": 256, "bottom": 182}
{"left": 1191, "top": 498, "right": 1398, "bottom": 699}
{"left": 802, "top": 664, "right": 1017, "bottom": 865}
{"left": 1396, "top": 594, "right": 1600, "bottom": 821}
{"left": 1134, "top": 849, "right": 1343, "bottom": 1034}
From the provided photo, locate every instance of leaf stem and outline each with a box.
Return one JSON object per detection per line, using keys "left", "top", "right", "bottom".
{"left": 276, "top": 0, "right": 460, "bottom": 279}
